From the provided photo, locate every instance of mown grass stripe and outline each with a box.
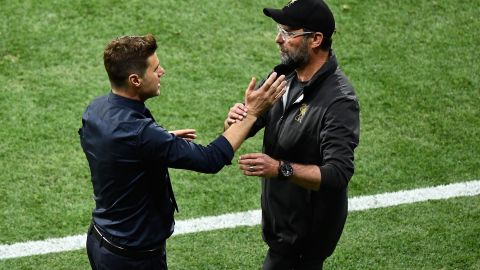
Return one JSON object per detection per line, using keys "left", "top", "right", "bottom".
{"left": 1, "top": 180, "right": 479, "bottom": 260}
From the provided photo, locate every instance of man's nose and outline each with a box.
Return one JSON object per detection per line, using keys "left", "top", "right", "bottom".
{"left": 275, "top": 33, "right": 284, "bottom": 44}
{"left": 158, "top": 67, "right": 165, "bottom": 77}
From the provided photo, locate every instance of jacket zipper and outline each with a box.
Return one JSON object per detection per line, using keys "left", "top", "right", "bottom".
{"left": 271, "top": 89, "right": 304, "bottom": 157}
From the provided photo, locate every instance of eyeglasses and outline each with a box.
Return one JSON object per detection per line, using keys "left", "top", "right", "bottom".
{"left": 277, "top": 25, "right": 315, "bottom": 40}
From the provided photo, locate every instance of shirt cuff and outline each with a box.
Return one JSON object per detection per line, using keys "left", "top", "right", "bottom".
{"left": 212, "top": 135, "right": 235, "bottom": 165}
{"left": 319, "top": 164, "right": 336, "bottom": 189}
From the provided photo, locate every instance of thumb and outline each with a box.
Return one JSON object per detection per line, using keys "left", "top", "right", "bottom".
{"left": 244, "top": 77, "right": 257, "bottom": 103}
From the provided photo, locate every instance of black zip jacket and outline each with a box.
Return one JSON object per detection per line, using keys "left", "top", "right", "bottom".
{"left": 249, "top": 52, "right": 360, "bottom": 259}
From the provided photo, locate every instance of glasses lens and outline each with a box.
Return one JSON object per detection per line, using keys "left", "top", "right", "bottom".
{"left": 277, "top": 26, "right": 289, "bottom": 39}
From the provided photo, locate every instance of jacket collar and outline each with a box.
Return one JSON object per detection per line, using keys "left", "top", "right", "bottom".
{"left": 108, "top": 91, "right": 147, "bottom": 114}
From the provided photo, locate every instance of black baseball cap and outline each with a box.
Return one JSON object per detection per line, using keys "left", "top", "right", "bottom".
{"left": 263, "top": 0, "right": 335, "bottom": 38}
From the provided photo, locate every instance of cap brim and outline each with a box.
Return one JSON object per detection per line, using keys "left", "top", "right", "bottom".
{"left": 263, "top": 8, "right": 301, "bottom": 28}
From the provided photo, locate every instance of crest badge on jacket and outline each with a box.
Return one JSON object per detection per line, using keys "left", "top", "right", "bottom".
{"left": 294, "top": 103, "right": 309, "bottom": 123}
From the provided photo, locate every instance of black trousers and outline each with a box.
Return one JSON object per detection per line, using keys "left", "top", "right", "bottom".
{"left": 263, "top": 248, "right": 324, "bottom": 270}
{"left": 86, "top": 233, "right": 167, "bottom": 270}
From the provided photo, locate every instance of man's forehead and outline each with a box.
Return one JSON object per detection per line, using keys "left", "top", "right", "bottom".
{"left": 279, "top": 24, "right": 301, "bottom": 31}
{"left": 149, "top": 52, "right": 160, "bottom": 64}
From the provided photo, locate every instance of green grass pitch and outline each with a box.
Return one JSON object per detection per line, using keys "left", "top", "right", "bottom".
{"left": 0, "top": 0, "right": 479, "bottom": 269}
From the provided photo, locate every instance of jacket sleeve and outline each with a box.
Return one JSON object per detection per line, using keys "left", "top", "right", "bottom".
{"left": 140, "top": 122, "right": 234, "bottom": 173}
{"left": 248, "top": 110, "right": 268, "bottom": 138}
{"left": 319, "top": 96, "right": 360, "bottom": 190}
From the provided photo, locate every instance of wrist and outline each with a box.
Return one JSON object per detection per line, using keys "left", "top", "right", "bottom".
{"left": 243, "top": 113, "right": 258, "bottom": 123}
{"left": 246, "top": 104, "right": 263, "bottom": 118}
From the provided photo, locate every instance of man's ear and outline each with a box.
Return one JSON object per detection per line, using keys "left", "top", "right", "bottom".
{"left": 128, "top": 74, "right": 141, "bottom": 88}
{"left": 311, "top": 32, "right": 324, "bottom": 49}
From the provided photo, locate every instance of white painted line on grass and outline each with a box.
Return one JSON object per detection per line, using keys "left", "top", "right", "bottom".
{"left": 1, "top": 180, "right": 479, "bottom": 260}
{"left": 173, "top": 209, "right": 261, "bottom": 236}
{"left": 0, "top": 235, "right": 86, "bottom": 261}
{"left": 348, "top": 180, "right": 480, "bottom": 211}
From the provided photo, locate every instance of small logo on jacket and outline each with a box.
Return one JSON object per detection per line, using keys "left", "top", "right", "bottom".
{"left": 295, "top": 103, "right": 309, "bottom": 123}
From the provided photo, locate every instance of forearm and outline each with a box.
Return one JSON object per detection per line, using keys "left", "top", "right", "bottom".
{"left": 222, "top": 114, "right": 257, "bottom": 151}
{"left": 287, "top": 163, "right": 322, "bottom": 190}
{"left": 238, "top": 153, "right": 321, "bottom": 190}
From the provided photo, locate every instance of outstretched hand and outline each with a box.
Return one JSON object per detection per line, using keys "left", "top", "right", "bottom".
{"left": 171, "top": 129, "right": 197, "bottom": 142}
{"left": 245, "top": 73, "right": 286, "bottom": 117}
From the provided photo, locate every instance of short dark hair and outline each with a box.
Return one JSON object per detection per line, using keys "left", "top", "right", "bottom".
{"left": 320, "top": 36, "right": 332, "bottom": 51}
{"left": 103, "top": 34, "right": 158, "bottom": 88}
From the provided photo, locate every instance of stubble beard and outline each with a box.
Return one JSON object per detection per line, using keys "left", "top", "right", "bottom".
{"left": 280, "top": 38, "right": 310, "bottom": 69}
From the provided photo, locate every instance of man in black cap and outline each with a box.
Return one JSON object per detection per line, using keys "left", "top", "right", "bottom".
{"left": 225, "top": 0, "right": 360, "bottom": 269}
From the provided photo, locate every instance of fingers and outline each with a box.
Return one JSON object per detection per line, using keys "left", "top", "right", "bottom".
{"left": 227, "top": 113, "right": 243, "bottom": 124}
{"left": 233, "top": 103, "right": 247, "bottom": 113}
{"left": 260, "top": 73, "right": 285, "bottom": 93}
{"left": 239, "top": 161, "right": 271, "bottom": 177}
{"left": 183, "top": 137, "right": 195, "bottom": 142}
{"left": 261, "top": 72, "right": 278, "bottom": 91}
{"left": 258, "top": 73, "right": 286, "bottom": 105}
{"left": 238, "top": 157, "right": 264, "bottom": 175}
{"left": 243, "top": 72, "right": 287, "bottom": 116}
{"left": 180, "top": 129, "right": 196, "bottom": 134}
{"left": 227, "top": 103, "right": 248, "bottom": 124}
{"left": 273, "top": 80, "right": 287, "bottom": 100}
{"left": 240, "top": 164, "right": 265, "bottom": 176}
{"left": 269, "top": 75, "right": 286, "bottom": 94}
{"left": 171, "top": 129, "right": 197, "bottom": 141}
{"left": 238, "top": 153, "right": 263, "bottom": 170}
{"left": 245, "top": 77, "right": 257, "bottom": 97}
{"left": 183, "top": 133, "right": 197, "bottom": 140}
{"left": 239, "top": 153, "right": 263, "bottom": 162}
{"left": 229, "top": 103, "right": 248, "bottom": 120}
{"left": 238, "top": 153, "right": 278, "bottom": 177}
{"left": 238, "top": 155, "right": 259, "bottom": 173}
{"left": 171, "top": 129, "right": 196, "bottom": 136}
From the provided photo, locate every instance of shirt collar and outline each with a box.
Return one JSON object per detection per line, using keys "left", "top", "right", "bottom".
{"left": 299, "top": 50, "right": 338, "bottom": 88}
{"left": 108, "top": 91, "right": 147, "bottom": 114}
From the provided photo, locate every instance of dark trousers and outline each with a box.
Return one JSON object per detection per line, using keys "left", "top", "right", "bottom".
{"left": 86, "top": 233, "right": 167, "bottom": 270}
{"left": 263, "top": 248, "right": 324, "bottom": 270}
